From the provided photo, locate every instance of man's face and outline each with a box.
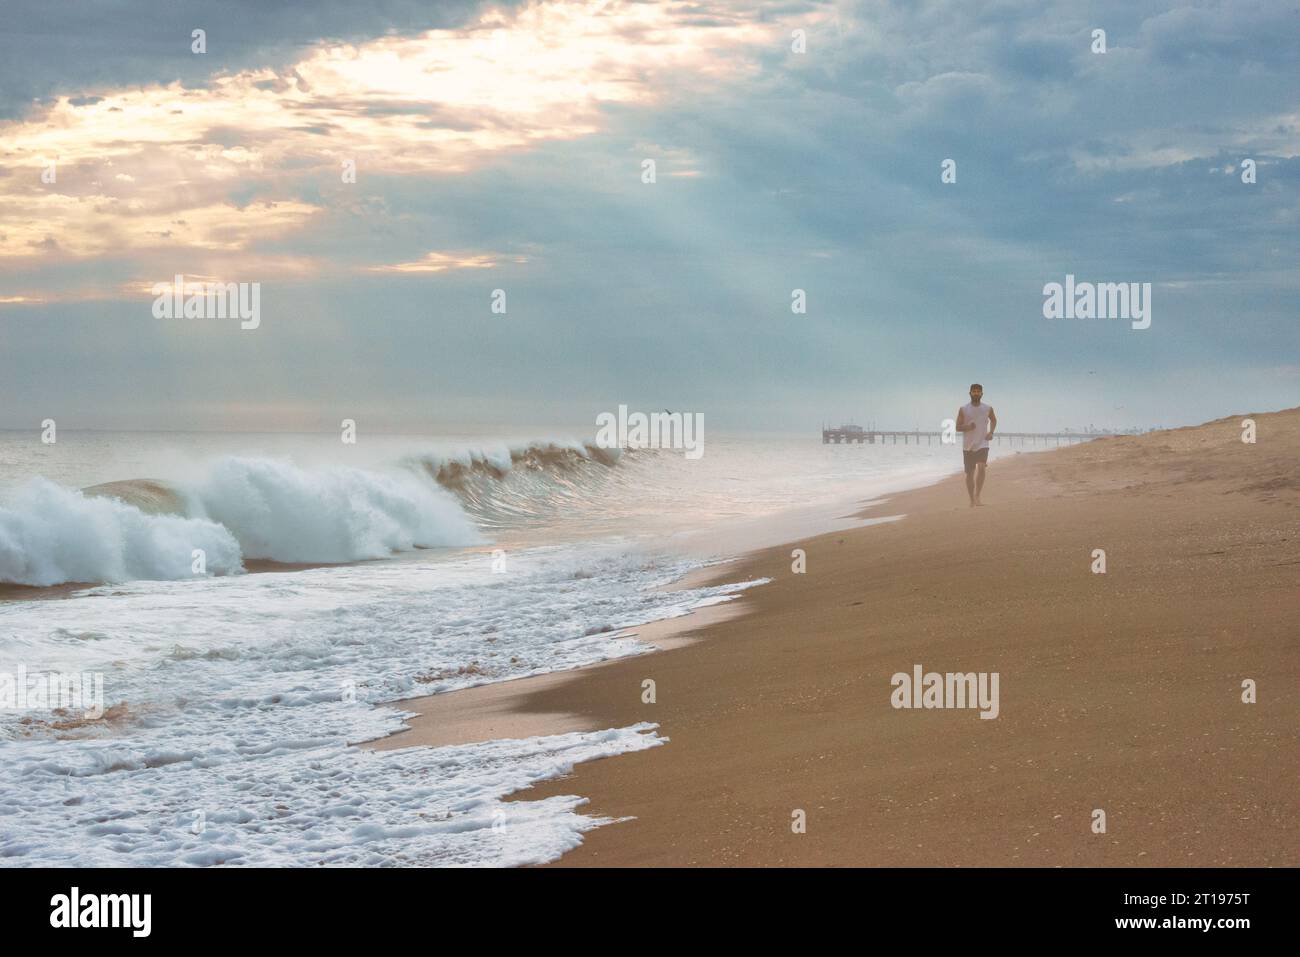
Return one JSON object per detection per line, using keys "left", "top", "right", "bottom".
{"left": 970, "top": 387, "right": 983, "bottom": 404}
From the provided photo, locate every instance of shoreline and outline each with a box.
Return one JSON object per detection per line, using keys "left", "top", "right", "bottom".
{"left": 0, "top": 558, "right": 376, "bottom": 603}
{"left": 0, "top": 459, "right": 952, "bottom": 603}
{"left": 5, "top": 413, "right": 1295, "bottom": 866}
{"left": 496, "top": 410, "right": 1300, "bottom": 866}
{"left": 365, "top": 601, "right": 751, "bottom": 751}
{"left": 360, "top": 470, "right": 974, "bottom": 751}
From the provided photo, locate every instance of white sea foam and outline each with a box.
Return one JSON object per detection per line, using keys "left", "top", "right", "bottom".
{"left": 0, "top": 457, "right": 483, "bottom": 586}
{"left": 0, "top": 479, "right": 243, "bottom": 587}
{"left": 0, "top": 722, "right": 665, "bottom": 867}
{"left": 0, "top": 542, "right": 764, "bottom": 866}
{"left": 0, "top": 717, "right": 665, "bottom": 868}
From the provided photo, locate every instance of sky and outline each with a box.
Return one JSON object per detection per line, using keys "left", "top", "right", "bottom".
{"left": 0, "top": 0, "right": 1296, "bottom": 434}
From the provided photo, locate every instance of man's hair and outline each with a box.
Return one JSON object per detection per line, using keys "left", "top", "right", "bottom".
{"left": 970, "top": 383, "right": 983, "bottom": 390}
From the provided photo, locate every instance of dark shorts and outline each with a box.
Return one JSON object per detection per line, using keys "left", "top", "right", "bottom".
{"left": 963, "top": 447, "right": 989, "bottom": 474}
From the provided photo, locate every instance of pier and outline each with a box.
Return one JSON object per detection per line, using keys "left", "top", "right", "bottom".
{"left": 822, "top": 426, "right": 1119, "bottom": 446}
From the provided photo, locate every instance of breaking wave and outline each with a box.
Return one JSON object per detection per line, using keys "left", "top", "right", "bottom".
{"left": 0, "top": 439, "right": 628, "bottom": 586}
{"left": 0, "top": 479, "right": 243, "bottom": 587}
{"left": 408, "top": 440, "right": 626, "bottom": 529}
{"left": 416, "top": 440, "right": 620, "bottom": 488}
{"left": 185, "top": 457, "right": 482, "bottom": 564}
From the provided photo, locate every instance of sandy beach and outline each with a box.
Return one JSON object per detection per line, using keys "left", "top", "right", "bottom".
{"left": 386, "top": 409, "right": 1299, "bottom": 866}
{"left": 5, "top": 0, "right": 1297, "bottom": 909}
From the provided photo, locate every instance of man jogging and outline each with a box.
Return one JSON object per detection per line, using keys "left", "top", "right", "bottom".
{"left": 956, "top": 383, "right": 996, "bottom": 507}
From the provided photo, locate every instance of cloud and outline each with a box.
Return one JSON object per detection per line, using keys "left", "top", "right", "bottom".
{"left": 0, "top": 1, "right": 779, "bottom": 267}
{"left": 0, "top": 0, "right": 495, "bottom": 120}
{"left": 366, "top": 251, "right": 513, "bottom": 274}
{"left": 0, "top": 0, "right": 1295, "bottom": 432}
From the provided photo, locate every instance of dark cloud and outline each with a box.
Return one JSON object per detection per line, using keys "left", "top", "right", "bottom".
{"left": 0, "top": 0, "right": 505, "bottom": 119}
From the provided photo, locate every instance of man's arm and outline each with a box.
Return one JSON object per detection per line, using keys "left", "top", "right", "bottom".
{"left": 956, "top": 408, "right": 970, "bottom": 432}
{"left": 987, "top": 407, "right": 997, "bottom": 438}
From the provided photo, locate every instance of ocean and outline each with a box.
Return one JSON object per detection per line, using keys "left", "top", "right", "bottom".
{"left": 0, "top": 428, "right": 982, "bottom": 866}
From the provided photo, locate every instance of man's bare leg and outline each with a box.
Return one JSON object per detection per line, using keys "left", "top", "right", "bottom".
{"left": 965, "top": 469, "right": 976, "bottom": 506}
{"left": 974, "top": 462, "right": 987, "bottom": 505}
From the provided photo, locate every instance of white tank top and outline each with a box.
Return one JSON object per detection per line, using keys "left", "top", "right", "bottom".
{"left": 961, "top": 402, "right": 992, "bottom": 451}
